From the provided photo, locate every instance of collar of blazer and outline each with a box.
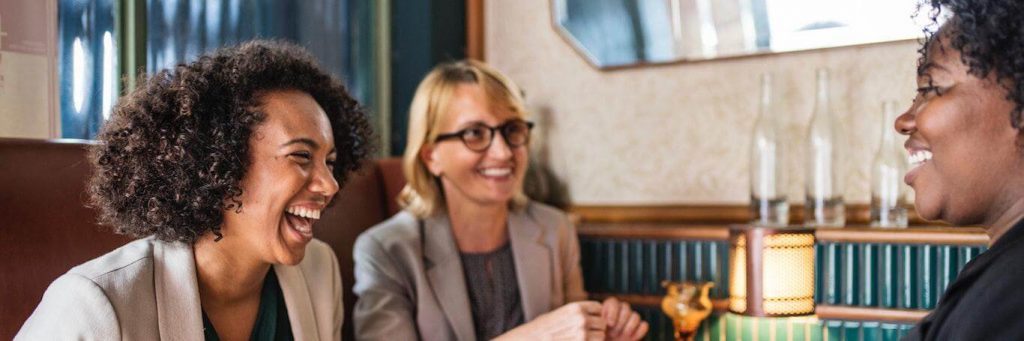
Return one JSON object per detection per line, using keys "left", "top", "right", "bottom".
{"left": 150, "top": 239, "right": 321, "bottom": 340}
{"left": 422, "top": 205, "right": 553, "bottom": 340}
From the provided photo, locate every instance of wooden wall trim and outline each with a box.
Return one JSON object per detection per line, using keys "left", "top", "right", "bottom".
{"left": 570, "top": 204, "right": 937, "bottom": 226}
{"left": 592, "top": 294, "right": 929, "bottom": 323}
{"left": 590, "top": 293, "right": 729, "bottom": 312}
{"left": 815, "top": 227, "right": 988, "bottom": 246}
{"left": 577, "top": 224, "right": 730, "bottom": 240}
{"left": 815, "top": 305, "right": 929, "bottom": 324}
{"left": 466, "top": 0, "right": 484, "bottom": 60}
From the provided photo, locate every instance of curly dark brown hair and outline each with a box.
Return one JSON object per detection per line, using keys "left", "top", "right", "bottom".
{"left": 917, "top": 0, "right": 1024, "bottom": 127}
{"left": 89, "top": 40, "right": 375, "bottom": 244}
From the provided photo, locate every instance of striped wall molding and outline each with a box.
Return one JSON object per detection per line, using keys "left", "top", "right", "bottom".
{"left": 577, "top": 223, "right": 988, "bottom": 340}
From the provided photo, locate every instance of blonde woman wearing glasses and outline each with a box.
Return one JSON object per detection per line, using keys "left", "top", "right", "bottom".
{"left": 352, "top": 60, "right": 648, "bottom": 341}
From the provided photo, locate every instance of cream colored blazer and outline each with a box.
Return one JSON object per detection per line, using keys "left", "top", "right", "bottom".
{"left": 16, "top": 237, "right": 343, "bottom": 340}
{"left": 352, "top": 202, "right": 587, "bottom": 341}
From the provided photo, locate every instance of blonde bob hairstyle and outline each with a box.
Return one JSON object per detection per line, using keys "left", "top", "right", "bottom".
{"left": 398, "top": 59, "right": 531, "bottom": 218}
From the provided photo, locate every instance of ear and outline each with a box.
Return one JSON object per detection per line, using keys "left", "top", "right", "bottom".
{"left": 420, "top": 143, "right": 443, "bottom": 177}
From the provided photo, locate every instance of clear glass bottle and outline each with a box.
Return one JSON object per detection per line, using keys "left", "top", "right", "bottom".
{"left": 805, "top": 69, "right": 845, "bottom": 227}
{"left": 870, "top": 101, "right": 909, "bottom": 227}
{"left": 750, "top": 73, "right": 789, "bottom": 227}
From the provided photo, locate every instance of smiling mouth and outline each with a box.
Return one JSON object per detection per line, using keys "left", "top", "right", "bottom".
{"left": 908, "top": 150, "right": 932, "bottom": 168}
{"left": 479, "top": 167, "right": 513, "bottom": 178}
{"left": 284, "top": 206, "right": 321, "bottom": 239}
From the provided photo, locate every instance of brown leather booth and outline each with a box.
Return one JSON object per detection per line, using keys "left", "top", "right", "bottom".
{"left": 0, "top": 138, "right": 405, "bottom": 339}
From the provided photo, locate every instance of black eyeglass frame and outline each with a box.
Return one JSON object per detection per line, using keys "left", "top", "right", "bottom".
{"left": 434, "top": 120, "right": 535, "bottom": 152}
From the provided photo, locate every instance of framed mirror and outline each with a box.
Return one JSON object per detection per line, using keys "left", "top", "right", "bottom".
{"left": 552, "top": 0, "right": 928, "bottom": 69}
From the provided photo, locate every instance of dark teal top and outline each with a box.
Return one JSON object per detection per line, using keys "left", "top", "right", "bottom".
{"left": 202, "top": 270, "right": 293, "bottom": 341}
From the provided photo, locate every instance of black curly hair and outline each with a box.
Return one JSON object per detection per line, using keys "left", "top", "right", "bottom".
{"left": 916, "top": 0, "right": 1024, "bottom": 127}
{"left": 89, "top": 40, "right": 375, "bottom": 244}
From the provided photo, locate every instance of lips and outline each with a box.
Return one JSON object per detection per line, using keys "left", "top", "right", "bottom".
{"left": 905, "top": 149, "right": 933, "bottom": 185}
{"left": 478, "top": 166, "right": 513, "bottom": 178}
{"left": 284, "top": 205, "right": 322, "bottom": 241}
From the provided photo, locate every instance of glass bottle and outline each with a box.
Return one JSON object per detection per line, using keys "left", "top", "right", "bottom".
{"left": 870, "top": 101, "right": 909, "bottom": 227}
{"left": 805, "top": 68, "right": 845, "bottom": 227}
{"left": 750, "top": 73, "right": 789, "bottom": 227}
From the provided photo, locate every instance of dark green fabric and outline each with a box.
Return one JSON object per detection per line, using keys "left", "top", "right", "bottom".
{"left": 202, "top": 270, "right": 293, "bottom": 341}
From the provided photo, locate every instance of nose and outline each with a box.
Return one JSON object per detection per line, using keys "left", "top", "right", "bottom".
{"left": 309, "top": 162, "right": 340, "bottom": 199}
{"left": 486, "top": 131, "right": 515, "bottom": 159}
{"left": 895, "top": 104, "right": 916, "bottom": 136}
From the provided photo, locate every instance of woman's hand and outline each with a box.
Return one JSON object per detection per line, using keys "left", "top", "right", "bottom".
{"left": 600, "top": 297, "right": 649, "bottom": 340}
{"left": 495, "top": 301, "right": 606, "bottom": 340}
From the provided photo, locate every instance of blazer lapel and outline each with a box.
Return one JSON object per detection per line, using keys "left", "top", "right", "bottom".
{"left": 153, "top": 239, "right": 204, "bottom": 340}
{"left": 509, "top": 209, "right": 552, "bottom": 321}
{"left": 275, "top": 264, "right": 319, "bottom": 340}
{"left": 423, "top": 214, "right": 476, "bottom": 341}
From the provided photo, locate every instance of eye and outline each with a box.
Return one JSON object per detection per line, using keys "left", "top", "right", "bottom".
{"left": 462, "top": 126, "right": 488, "bottom": 142}
{"left": 289, "top": 151, "right": 312, "bottom": 164}
{"left": 326, "top": 159, "right": 337, "bottom": 171}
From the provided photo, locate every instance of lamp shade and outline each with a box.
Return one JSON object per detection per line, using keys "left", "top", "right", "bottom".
{"left": 728, "top": 226, "right": 816, "bottom": 316}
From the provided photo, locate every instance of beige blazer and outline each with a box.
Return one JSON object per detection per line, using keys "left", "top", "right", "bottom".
{"left": 352, "top": 202, "right": 587, "bottom": 341}
{"left": 16, "top": 237, "right": 343, "bottom": 340}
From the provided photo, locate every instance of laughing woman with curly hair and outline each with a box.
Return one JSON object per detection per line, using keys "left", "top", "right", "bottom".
{"left": 16, "top": 41, "right": 373, "bottom": 340}
{"left": 898, "top": 0, "right": 1024, "bottom": 339}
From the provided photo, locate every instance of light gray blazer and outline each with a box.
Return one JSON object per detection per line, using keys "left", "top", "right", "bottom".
{"left": 17, "top": 236, "right": 343, "bottom": 340}
{"left": 352, "top": 202, "right": 587, "bottom": 341}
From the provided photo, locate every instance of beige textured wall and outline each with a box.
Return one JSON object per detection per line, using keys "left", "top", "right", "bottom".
{"left": 486, "top": 1, "right": 919, "bottom": 205}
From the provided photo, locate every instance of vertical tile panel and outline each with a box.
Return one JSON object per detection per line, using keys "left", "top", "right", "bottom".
{"left": 919, "top": 245, "right": 937, "bottom": 309}
{"left": 619, "top": 240, "right": 631, "bottom": 293}
{"left": 717, "top": 241, "right": 730, "bottom": 299}
{"left": 862, "top": 321, "right": 881, "bottom": 341}
{"left": 861, "top": 243, "right": 879, "bottom": 307}
{"left": 843, "top": 243, "right": 861, "bottom": 306}
{"left": 630, "top": 239, "right": 644, "bottom": 294}
{"left": 825, "top": 320, "right": 843, "bottom": 341}
{"left": 677, "top": 241, "right": 688, "bottom": 282}
{"left": 647, "top": 240, "right": 659, "bottom": 295}
{"left": 880, "top": 244, "right": 898, "bottom": 308}
{"left": 693, "top": 242, "right": 705, "bottom": 284}
{"left": 843, "top": 321, "right": 861, "bottom": 341}
{"left": 898, "top": 245, "right": 919, "bottom": 309}
{"left": 881, "top": 323, "right": 900, "bottom": 341}
{"left": 816, "top": 244, "right": 825, "bottom": 304}
{"left": 826, "top": 243, "right": 843, "bottom": 305}
{"left": 937, "top": 245, "right": 957, "bottom": 298}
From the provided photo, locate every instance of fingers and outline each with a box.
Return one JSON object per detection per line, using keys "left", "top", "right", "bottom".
{"left": 584, "top": 313, "right": 606, "bottom": 332}
{"left": 602, "top": 297, "right": 622, "bottom": 326}
{"left": 621, "top": 312, "right": 642, "bottom": 339}
{"left": 614, "top": 301, "right": 632, "bottom": 330}
{"left": 586, "top": 330, "right": 606, "bottom": 341}
{"left": 629, "top": 321, "right": 650, "bottom": 340}
{"left": 576, "top": 301, "right": 604, "bottom": 315}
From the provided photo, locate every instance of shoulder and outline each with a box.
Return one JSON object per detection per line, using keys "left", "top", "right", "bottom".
{"left": 16, "top": 238, "right": 168, "bottom": 339}
{"left": 355, "top": 211, "right": 422, "bottom": 254}
{"left": 522, "top": 201, "right": 571, "bottom": 225}
{"left": 299, "top": 239, "right": 340, "bottom": 273}
{"left": 519, "top": 201, "right": 575, "bottom": 237}
{"left": 67, "top": 237, "right": 160, "bottom": 291}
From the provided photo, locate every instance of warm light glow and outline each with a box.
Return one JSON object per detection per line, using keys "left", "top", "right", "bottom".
{"left": 72, "top": 38, "right": 86, "bottom": 113}
{"left": 729, "top": 234, "right": 747, "bottom": 313}
{"left": 102, "top": 31, "right": 115, "bottom": 120}
{"left": 729, "top": 228, "right": 816, "bottom": 316}
{"left": 761, "top": 233, "right": 815, "bottom": 315}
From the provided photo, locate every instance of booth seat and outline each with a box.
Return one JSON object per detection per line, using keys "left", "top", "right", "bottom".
{"left": 0, "top": 138, "right": 405, "bottom": 340}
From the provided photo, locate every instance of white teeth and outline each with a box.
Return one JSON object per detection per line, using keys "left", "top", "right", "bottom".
{"left": 908, "top": 150, "right": 933, "bottom": 166}
{"left": 480, "top": 168, "right": 512, "bottom": 177}
{"left": 285, "top": 206, "right": 321, "bottom": 220}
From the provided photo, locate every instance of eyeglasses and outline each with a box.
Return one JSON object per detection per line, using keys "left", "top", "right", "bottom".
{"left": 434, "top": 119, "right": 535, "bottom": 152}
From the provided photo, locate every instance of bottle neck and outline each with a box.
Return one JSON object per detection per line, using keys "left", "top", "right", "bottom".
{"left": 814, "top": 70, "right": 830, "bottom": 114}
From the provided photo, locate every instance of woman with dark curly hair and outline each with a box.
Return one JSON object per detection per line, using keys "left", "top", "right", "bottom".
{"left": 17, "top": 40, "right": 373, "bottom": 340}
{"left": 898, "top": 0, "right": 1024, "bottom": 339}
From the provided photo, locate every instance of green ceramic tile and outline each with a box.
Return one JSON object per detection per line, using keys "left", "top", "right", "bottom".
{"left": 708, "top": 314, "right": 723, "bottom": 341}
{"left": 881, "top": 323, "right": 900, "bottom": 341}
{"left": 920, "top": 245, "right": 937, "bottom": 309}
{"left": 816, "top": 244, "right": 825, "bottom": 304}
{"left": 758, "top": 318, "right": 772, "bottom": 341}
{"left": 742, "top": 315, "right": 755, "bottom": 341}
{"left": 825, "top": 320, "right": 842, "bottom": 341}
{"left": 861, "top": 321, "right": 881, "bottom": 341}
{"left": 843, "top": 244, "right": 861, "bottom": 305}
{"left": 791, "top": 318, "right": 807, "bottom": 341}
{"left": 880, "top": 244, "right": 898, "bottom": 308}
{"left": 862, "top": 243, "right": 879, "bottom": 307}
{"left": 843, "top": 321, "right": 861, "bottom": 341}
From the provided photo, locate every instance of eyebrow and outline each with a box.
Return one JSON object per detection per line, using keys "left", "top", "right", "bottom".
{"left": 281, "top": 138, "right": 337, "bottom": 154}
